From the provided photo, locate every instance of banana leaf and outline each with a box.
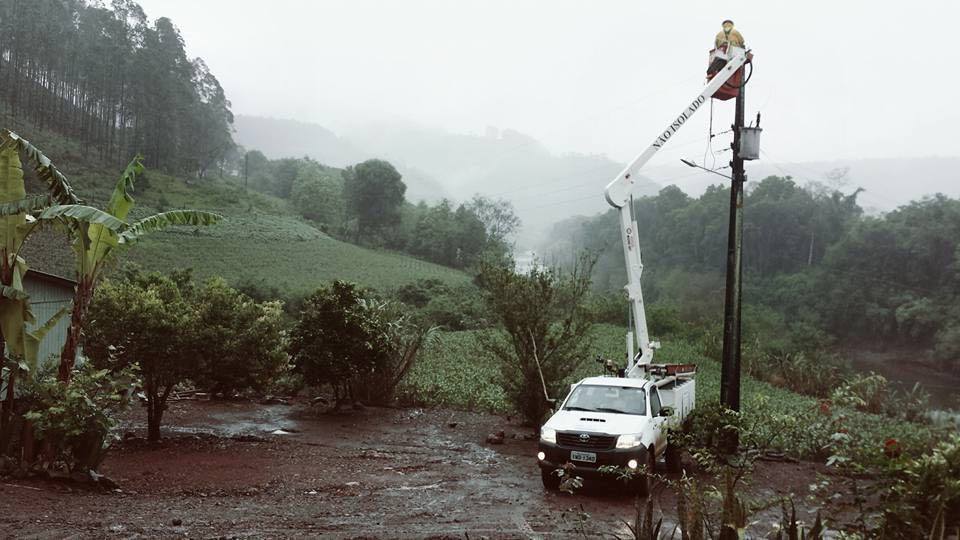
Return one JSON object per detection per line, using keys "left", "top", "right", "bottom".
{"left": 1, "top": 130, "right": 81, "bottom": 205}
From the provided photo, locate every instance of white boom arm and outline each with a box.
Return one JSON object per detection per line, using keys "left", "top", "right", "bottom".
{"left": 606, "top": 49, "right": 750, "bottom": 377}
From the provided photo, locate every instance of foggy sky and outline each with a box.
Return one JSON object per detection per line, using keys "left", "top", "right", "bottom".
{"left": 137, "top": 0, "right": 959, "bottom": 168}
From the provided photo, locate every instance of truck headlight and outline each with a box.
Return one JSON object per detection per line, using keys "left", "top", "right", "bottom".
{"left": 540, "top": 428, "right": 556, "bottom": 444}
{"left": 616, "top": 434, "right": 642, "bottom": 449}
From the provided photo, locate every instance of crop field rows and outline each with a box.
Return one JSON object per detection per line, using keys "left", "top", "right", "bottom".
{"left": 127, "top": 215, "right": 470, "bottom": 294}
{"left": 405, "top": 324, "right": 935, "bottom": 459}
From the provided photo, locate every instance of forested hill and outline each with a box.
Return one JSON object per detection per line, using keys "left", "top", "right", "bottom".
{"left": 543, "top": 178, "right": 960, "bottom": 375}
{"left": 233, "top": 115, "right": 450, "bottom": 204}
{"left": 0, "top": 0, "right": 234, "bottom": 176}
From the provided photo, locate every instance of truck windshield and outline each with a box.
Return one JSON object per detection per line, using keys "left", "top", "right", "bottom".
{"left": 563, "top": 385, "right": 647, "bottom": 416}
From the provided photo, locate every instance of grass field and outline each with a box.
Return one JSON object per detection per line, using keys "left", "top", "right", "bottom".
{"left": 404, "top": 324, "right": 937, "bottom": 459}
{"left": 126, "top": 212, "right": 471, "bottom": 294}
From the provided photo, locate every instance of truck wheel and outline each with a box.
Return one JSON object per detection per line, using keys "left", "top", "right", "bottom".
{"left": 665, "top": 443, "right": 682, "bottom": 474}
{"left": 541, "top": 469, "right": 560, "bottom": 491}
{"left": 631, "top": 448, "right": 656, "bottom": 497}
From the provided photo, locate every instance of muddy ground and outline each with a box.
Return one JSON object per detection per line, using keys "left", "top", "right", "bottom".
{"left": 1, "top": 399, "right": 857, "bottom": 539}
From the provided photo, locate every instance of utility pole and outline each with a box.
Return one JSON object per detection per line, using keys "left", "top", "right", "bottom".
{"left": 720, "top": 80, "right": 746, "bottom": 425}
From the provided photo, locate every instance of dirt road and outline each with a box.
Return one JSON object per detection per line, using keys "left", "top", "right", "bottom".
{"left": 1, "top": 400, "right": 843, "bottom": 538}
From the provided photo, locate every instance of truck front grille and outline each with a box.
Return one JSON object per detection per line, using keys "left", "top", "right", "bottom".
{"left": 557, "top": 432, "right": 616, "bottom": 450}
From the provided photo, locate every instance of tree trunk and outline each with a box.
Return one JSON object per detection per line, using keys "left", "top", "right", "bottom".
{"left": 146, "top": 389, "right": 162, "bottom": 442}
{"left": 59, "top": 277, "right": 93, "bottom": 382}
{"left": 146, "top": 384, "right": 172, "bottom": 442}
{"left": 0, "top": 341, "right": 14, "bottom": 451}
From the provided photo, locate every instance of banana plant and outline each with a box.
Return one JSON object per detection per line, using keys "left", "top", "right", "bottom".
{"left": 0, "top": 137, "right": 73, "bottom": 437}
{"left": 0, "top": 130, "right": 223, "bottom": 382}
{"left": 49, "top": 158, "right": 222, "bottom": 382}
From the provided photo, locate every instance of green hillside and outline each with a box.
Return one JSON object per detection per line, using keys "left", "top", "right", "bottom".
{"left": 10, "top": 118, "right": 470, "bottom": 293}
{"left": 125, "top": 213, "right": 471, "bottom": 294}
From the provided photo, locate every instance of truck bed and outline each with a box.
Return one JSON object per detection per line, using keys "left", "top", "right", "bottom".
{"left": 657, "top": 377, "right": 696, "bottom": 421}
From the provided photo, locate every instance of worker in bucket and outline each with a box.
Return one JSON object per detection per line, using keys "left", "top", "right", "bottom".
{"left": 708, "top": 20, "right": 745, "bottom": 76}
{"left": 715, "top": 19, "right": 744, "bottom": 49}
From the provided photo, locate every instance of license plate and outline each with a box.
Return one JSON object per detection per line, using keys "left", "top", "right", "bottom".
{"left": 570, "top": 451, "right": 596, "bottom": 463}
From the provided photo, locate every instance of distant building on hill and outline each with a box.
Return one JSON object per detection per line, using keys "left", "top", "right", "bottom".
{"left": 24, "top": 270, "right": 75, "bottom": 367}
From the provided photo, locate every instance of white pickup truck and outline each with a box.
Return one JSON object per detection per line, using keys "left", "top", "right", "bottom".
{"left": 537, "top": 364, "right": 696, "bottom": 494}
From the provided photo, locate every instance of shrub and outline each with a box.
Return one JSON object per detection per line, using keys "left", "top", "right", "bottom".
{"left": 585, "top": 292, "right": 626, "bottom": 326}
{"left": 749, "top": 350, "right": 850, "bottom": 398}
{"left": 290, "top": 281, "right": 437, "bottom": 406}
{"left": 289, "top": 281, "right": 387, "bottom": 405}
{"left": 882, "top": 434, "right": 960, "bottom": 534}
{"left": 477, "top": 255, "right": 594, "bottom": 425}
{"left": 394, "top": 279, "right": 448, "bottom": 308}
{"left": 832, "top": 373, "right": 932, "bottom": 422}
{"left": 420, "top": 286, "right": 489, "bottom": 330}
{"left": 831, "top": 372, "right": 890, "bottom": 414}
{"left": 393, "top": 280, "right": 489, "bottom": 330}
{"left": 20, "top": 364, "right": 138, "bottom": 472}
{"left": 191, "top": 277, "right": 288, "bottom": 395}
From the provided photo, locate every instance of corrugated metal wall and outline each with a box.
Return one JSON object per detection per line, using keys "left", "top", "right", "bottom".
{"left": 24, "top": 275, "right": 74, "bottom": 368}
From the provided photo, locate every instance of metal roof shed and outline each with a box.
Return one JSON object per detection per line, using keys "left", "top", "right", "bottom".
{"left": 23, "top": 270, "right": 75, "bottom": 368}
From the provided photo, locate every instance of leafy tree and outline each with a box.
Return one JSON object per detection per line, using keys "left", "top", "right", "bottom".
{"left": 191, "top": 277, "right": 287, "bottom": 395}
{"left": 185, "top": 58, "right": 234, "bottom": 178}
{"left": 405, "top": 199, "right": 488, "bottom": 268}
{"left": 243, "top": 149, "right": 271, "bottom": 188}
{"left": 289, "top": 281, "right": 391, "bottom": 406}
{"left": 343, "top": 159, "right": 407, "bottom": 240}
{"left": 84, "top": 274, "right": 194, "bottom": 442}
{"left": 478, "top": 255, "right": 595, "bottom": 425}
{"left": 267, "top": 157, "right": 302, "bottom": 199}
{"left": 466, "top": 194, "right": 521, "bottom": 257}
{"left": 290, "top": 161, "right": 345, "bottom": 229}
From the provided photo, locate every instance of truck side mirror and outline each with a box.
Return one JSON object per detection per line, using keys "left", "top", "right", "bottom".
{"left": 660, "top": 407, "right": 674, "bottom": 417}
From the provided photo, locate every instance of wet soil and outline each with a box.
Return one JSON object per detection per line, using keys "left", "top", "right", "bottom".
{"left": 1, "top": 400, "right": 858, "bottom": 538}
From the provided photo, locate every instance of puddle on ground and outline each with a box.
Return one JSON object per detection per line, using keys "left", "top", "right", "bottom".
{"left": 120, "top": 404, "right": 301, "bottom": 438}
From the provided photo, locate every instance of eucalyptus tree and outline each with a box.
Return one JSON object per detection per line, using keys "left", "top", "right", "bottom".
{"left": 0, "top": 0, "right": 234, "bottom": 172}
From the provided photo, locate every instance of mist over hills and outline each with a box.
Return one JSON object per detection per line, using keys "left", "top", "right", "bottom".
{"left": 234, "top": 114, "right": 959, "bottom": 247}
{"left": 233, "top": 116, "right": 364, "bottom": 167}
{"left": 234, "top": 115, "right": 659, "bottom": 245}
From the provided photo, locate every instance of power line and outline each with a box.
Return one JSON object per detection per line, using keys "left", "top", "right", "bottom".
{"left": 482, "top": 130, "right": 731, "bottom": 202}
{"left": 512, "top": 169, "right": 707, "bottom": 212}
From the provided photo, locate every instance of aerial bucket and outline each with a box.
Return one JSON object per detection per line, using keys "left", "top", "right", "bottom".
{"left": 707, "top": 45, "right": 746, "bottom": 101}
{"left": 739, "top": 126, "right": 761, "bottom": 160}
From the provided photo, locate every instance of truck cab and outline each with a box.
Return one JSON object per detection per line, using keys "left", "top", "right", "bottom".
{"left": 537, "top": 368, "right": 695, "bottom": 494}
